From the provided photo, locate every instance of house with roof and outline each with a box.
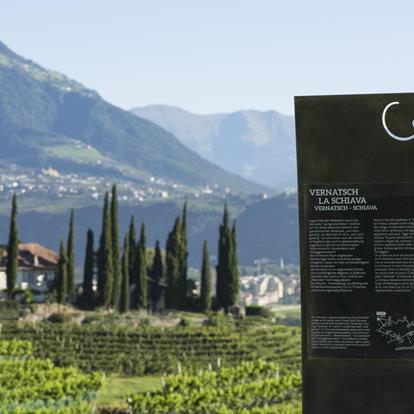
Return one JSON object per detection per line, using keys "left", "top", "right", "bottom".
{"left": 0, "top": 243, "right": 58, "bottom": 301}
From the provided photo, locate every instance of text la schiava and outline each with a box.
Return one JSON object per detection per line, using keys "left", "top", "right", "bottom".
{"left": 309, "top": 188, "right": 378, "bottom": 211}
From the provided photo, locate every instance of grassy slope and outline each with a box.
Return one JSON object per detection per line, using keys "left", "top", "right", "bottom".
{"left": 98, "top": 375, "right": 162, "bottom": 407}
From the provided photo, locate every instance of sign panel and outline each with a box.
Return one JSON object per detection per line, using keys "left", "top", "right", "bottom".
{"left": 295, "top": 93, "right": 414, "bottom": 414}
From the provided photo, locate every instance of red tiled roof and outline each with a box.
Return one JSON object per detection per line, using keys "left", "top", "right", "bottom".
{"left": 1, "top": 243, "right": 58, "bottom": 269}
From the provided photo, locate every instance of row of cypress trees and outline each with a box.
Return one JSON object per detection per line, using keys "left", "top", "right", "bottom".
{"left": 6, "top": 188, "right": 239, "bottom": 313}
{"left": 78, "top": 185, "right": 165, "bottom": 311}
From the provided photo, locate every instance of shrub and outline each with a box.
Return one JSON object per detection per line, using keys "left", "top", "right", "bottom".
{"left": 48, "top": 313, "right": 73, "bottom": 324}
{"left": 178, "top": 317, "right": 191, "bottom": 327}
{"left": 22, "top": 289, "right": 33, "bottom": 304}
{"left": 139, "top": 318, "right": 151, "bottom": 327}
{"left": 203, "top": 312, "right": 234, "bottom": 328}
{"left": 245, "top": 305, "right": 273, "bottom": 318}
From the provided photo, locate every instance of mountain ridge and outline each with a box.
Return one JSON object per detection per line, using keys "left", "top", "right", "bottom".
{"left": 131, "top": 104, "right": 296, "bottom": 190}
{"left": 0, "top": 40, "right": 268, "bottom": 213}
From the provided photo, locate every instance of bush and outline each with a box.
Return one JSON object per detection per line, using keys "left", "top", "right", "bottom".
{"left": 22, "top": 289, "right": 33, "bottom": 305}
{"left": 139, "top": 318, "right": 151, "bottom": 327}
{"left": 245, "top": 305, "right": 273, "bottom": 318}
{"left": 82, "top": 314, "right": 105, "bottom": 325}
{"left": 48, "top": 313, "right": 73, "bottom": 324}
{"left": 203, "top": 312, "right": 234, "bottom": 328}
{"left": 178, "top": 317, "right": 191, "bottom": 327}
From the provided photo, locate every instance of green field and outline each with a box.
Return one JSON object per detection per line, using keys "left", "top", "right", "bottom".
{"left": 45, "top": 144, "right": 104, "bottom": 163}
{"left": 98, "top": 375, "right": 162, "bottom": 407}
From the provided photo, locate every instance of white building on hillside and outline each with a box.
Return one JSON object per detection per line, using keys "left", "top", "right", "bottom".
{"left": 0, "top": 243, "right": 58, "bottom": 300}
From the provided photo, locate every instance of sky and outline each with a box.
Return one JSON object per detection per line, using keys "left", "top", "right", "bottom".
{"left": 1, "top": 1, "right": 414, "bottom": 116}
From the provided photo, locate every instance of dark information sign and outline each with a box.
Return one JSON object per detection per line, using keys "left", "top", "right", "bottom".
{"left": 295, "top": 93, "right": 414, "bottom": 414}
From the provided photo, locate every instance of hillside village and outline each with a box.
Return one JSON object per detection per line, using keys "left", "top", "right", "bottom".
{"left": 0, "top": 164, "right": 270, "bottom": 208}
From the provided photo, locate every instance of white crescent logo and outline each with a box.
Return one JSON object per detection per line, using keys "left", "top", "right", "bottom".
{"left": 382, "top": 101, "right": 414, "bottom": 142}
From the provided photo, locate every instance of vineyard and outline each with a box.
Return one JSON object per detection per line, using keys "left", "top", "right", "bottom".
{"left": 128, "top": 360, "right": 301, "bottom": 414}
{"left": 0, "top": 318, "right": 303, "bottom": 412}
{"left": 0, "top": 339, "right": 103, "bottom": 414}
{"left": 0, "top": 322, "right": 301, "bottom": 376}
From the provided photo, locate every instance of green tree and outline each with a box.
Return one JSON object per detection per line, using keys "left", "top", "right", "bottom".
{"left": 66, "top": 209, "right": 75, "bottom": 295}
{"left": 111, "top": 184, "right": 122, "bottom": 309}
{"left": 135, "top": 223, "right": 148, "bottom": 309}
{"left": 180, "top": 201, "right": 188, "bottom": 304}
{"left": 97, "top": 192, "right": 114, "bottom": 307}
{"left": 166, "top": 217, "right": 183, "bottom": 309}
{"left": 82, "top": 228, "right": 94, "bottom": 305}
{"left": 200, "top": 241, "right": 211, "bottom": 312}
{"left": 57, "top": 239, "right": 68, "bottom": 305}
{"left": 150, "top": 240, "right": 164, "bottom": 309}
{"left": 228, "top": 221, "right": 239, "bottom": 308}
{"left": 216, "top": 204, "right": 239, "bottom": 313}
{"left": 128, "top": 216, "right": 137, "bottom": 286}
{"left": 120, "top": 233, "right": 130, "bottom": 313}
{"left": 6, "top": 194, "right": 18, "bottom": 299}
{"left": 216, "top": 204, "right": 229, "bottom": 311}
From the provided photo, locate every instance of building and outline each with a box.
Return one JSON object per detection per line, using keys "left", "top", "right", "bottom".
{"left": 0, "top": 243, "right": 58, "bottom": 301}
{"left": 239, "top": 274, "right": 284, "bottom": 307}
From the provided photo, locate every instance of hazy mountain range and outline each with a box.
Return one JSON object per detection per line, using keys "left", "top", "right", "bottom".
{"left": 131, "top": 105, "right": 296, "bottom": 190}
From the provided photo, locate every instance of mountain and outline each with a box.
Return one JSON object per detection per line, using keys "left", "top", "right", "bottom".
{"left": 0, "top": 41, "right": 267, "bottom": 213}
{"left": 0, "top": 193, "right": 298, "bottom": 268}
{"left": 0, "top": 40, "right": 298, "bottom": 269}
{"left": 131, "top": 105, "right": 296, "bottom": 190}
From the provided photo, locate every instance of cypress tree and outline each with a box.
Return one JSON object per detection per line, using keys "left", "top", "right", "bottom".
{"left": 66, "top": 209, "right": 75, "bottom": 295}
{"left": 216, "top": 203, "right": 231, "bottom": 312}
{"left": 97, "top": 195, "right": 107, "bottom": 297}
{"left": 228, "top": 221, "right": 239, "bottom": 308}
{"left": 200, "top": 241, "right": 211, "bottom": 312}
{"left": 180, "top": 201, "right": 188, "bottom": 305}
{"left": 82, "top": 228, "right": 94, "bottom": 305}
{"left": 6, "top": 194, "right": 18, "bottom": 299}
{"left": 150, "top": 240, "right": 164, "bottom": 309}
{"left": 166, "top": 217, "right": 182, "bottom": 309}
{"left": 128, "top": 216, "right": 137, "bottom": 286}
{"left": 135, "top": 223, "right": 148, "bottom": 309}
{"left": 111, "top": 184, "right": 122, "bottom": 309}
{"left": 57, "top": 239, "right": 68, "bottom": 305}
{"left": 97, "top": 192, "right": 114, "bottom": 307}
{"left": 140, "top": 222, "right": 147, "bottom": 251}
{"left": 120, "top": 233, "right": 130, "bottom": 313}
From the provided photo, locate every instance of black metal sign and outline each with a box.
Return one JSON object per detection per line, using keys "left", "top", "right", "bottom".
{"left": 295, "top": 93, "right": 414, "bottom": 414}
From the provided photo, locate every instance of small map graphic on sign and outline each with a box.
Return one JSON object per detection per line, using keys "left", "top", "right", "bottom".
{"left": 376, "top": 311, "right": 414, "bottom": 351}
